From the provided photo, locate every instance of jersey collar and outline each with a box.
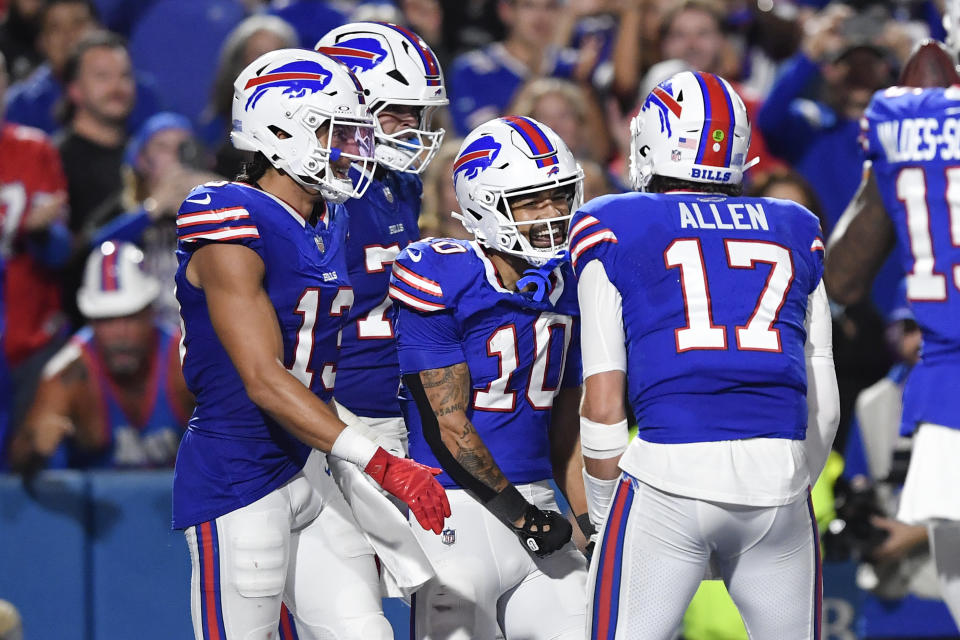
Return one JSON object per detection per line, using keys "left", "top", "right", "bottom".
{"left": 232, "top": 181, "right": 307, "bottom": 228}
{"left": 469, "top": 240, "right": 566, "bottom": 305}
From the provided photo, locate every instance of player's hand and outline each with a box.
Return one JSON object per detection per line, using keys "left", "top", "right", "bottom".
{"left": 364, "top": 447, "right": 451, "bottom": 534}
{"left": 510, "top": 505, "right": 572, "bottom": 557}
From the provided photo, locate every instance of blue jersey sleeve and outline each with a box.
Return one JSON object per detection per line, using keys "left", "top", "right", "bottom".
{"left": 389, "top": 239, "right": 472, "bottom": 312}
{"left": 395, "top": 307, "right": 465, "bottom": 374}
{"left": 569, "top": 195, "right": 621, "bottom": 276}
{"left": 175, "top": 182, "right": 265, "bottom": 258}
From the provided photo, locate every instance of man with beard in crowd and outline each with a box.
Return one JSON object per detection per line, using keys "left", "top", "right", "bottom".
{"left": 7, "top": 241, "right": 192, "bottom": 472}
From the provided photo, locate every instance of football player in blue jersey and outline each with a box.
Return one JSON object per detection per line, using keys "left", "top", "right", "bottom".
{"left": 314, "top": 21, "right": 446, "bottom": 462}
{"left": 172, "top": 49, "right": 449, "bottom": 640}
{"left": 825, "top": 40, "right": 960, "bottom": 626}
{"left": 572, "top": 70, "right": 841, "bottom": 639}
{"left": 312, "top": 23, "right": 451, "bottom": 598}
{"left": 390, "top": 116, "right": 590, "bottom": 639}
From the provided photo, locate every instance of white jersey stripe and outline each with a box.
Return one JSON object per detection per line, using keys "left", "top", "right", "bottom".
{"left": 569, "top": 215, "right": 600, "bottom": 241}
{"left": 393, "top": 263, "right": 443, "bottom": 297}
{"left": 177, "top": 206, "right": 250, "bottom": 228}
{"left": 180, "top": 226, "right": 261, "bottom": 243}
{"left": 571, "top": 230, "right": 617, "bottom": 266}
{"left": 389, "top": 285, "right": 444, "bottom": 311}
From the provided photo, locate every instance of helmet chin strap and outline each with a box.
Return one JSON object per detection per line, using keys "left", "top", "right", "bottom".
{"left": 516, "top": 251, "right": 569, "bottom": 302}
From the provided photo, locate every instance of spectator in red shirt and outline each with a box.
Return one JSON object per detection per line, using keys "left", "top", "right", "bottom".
{"left": 0, "top": 51, "right": 72, "bottom": 466}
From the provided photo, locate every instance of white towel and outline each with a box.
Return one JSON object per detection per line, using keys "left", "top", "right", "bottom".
{"left": 329, "top": 402, "right": 437, "bottom": 598}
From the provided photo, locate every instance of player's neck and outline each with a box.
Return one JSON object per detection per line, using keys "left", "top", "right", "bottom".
{"left": 486, "top": 249, "right": 528, "bottom": 292}
{"left": 258, "top": 170, "right": 320, "bottom": 219}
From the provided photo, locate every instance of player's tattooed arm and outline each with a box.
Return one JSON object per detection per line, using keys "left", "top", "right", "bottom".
{"left": 824, "top": 166, "right": 896, "bottom": 305}
{"left": 419, "top": 363, "right": 510, "bottom": 493}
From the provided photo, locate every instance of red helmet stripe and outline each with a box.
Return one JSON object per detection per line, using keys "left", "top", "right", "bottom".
{"left": 244, "top": 72, "right": 327, "bottom": 89}
{"left": 695, "top": 73, "right": 733, "bottom": 168}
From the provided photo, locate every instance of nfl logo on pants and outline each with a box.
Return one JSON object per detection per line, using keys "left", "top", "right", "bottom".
{"left": 441, "top": 529, "right": 456, "bottom": 545}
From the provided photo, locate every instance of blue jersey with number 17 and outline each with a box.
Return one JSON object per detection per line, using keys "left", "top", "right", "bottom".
{"left": 570, "top": 192, "right": 824, "bottom": 444}
{"left": 862, "top": 86, "right": 960, "bottom": 433}
{"left": 390, "top": 238, "right": 581, "bottom": 488}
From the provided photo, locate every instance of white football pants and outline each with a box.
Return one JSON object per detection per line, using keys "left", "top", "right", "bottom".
{"left": 586, "top": 475, "right": 821, "bottom": 640}
{"left": 411, "top": 481, "right": 587, "bottom": 640}
{"left": 184, "top": 454, "right": 391, "bottom": 640}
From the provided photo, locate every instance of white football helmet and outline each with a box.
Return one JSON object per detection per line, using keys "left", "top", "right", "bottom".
{"left": 77, "top": 241, "right": 160, "bottom": 319}
{"left": 453, "top": 116, "right": 583, "bottom": 267}
{"left": 630, "top": 71, "right": 752, "bottom": 191}
{"left": 316, "top": 22, "right": 447, "bottom": 174}
{"left": 231, "top": 48, "right": 377, "bottom": 203}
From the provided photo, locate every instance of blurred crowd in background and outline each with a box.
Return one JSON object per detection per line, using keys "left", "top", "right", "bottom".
{"left": 0, "top": 0, "right": 953, "bottom": 636}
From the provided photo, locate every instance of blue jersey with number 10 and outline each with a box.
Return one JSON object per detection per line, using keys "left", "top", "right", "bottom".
{"left": 570, "top": 192, "right": 824, "bottom": 444}
{"left": 862, "top": 86, "right": 960, "bottom": 433}
{"left": 390, "top": 238, "right": 581, "bottom": 488}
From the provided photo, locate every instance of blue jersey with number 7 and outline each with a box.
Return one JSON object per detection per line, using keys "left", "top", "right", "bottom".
{"left": 569, "top": 191, "right": 824, "bottom": 445}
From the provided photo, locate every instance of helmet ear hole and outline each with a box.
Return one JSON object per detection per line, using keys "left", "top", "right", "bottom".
{"left": 268, "top": 125, "right": 292, "bottom": 140}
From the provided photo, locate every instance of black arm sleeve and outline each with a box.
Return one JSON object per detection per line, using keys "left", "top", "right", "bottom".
{"left": 403, "top": 372, "right": 498, "bottom": 502}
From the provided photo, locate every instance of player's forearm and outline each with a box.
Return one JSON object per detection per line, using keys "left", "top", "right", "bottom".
{"left": 418, "top": 363, "right": 510, "bottom": 493}
{"left": 436, "top": 412, "right": 510, "bottom": 493}
{"left": 242, "top": 361, "right": 347, "bottom": 452}
{"left": 824, "top": 168, "right": 896, "bottom": 304}
{"left": 550, "top": 388, "right": 588, "bottom": 515}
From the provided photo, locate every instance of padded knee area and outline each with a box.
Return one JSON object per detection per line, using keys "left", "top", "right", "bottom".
{"left": 231, "top": 525, "right": 286, "bottom": 598}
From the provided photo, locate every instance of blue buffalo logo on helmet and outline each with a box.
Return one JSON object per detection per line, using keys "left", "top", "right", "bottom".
{"left": 453, "top": 134, "right": 502, "bottom": 183}
{"left": 317, "top": 37, "right": 388, "bottom": 74}
{"left": 642, "top": 79, "right": 683, "bottom": 137}
{"left": 244, "top": 60, "right": 333, "bottom": 110}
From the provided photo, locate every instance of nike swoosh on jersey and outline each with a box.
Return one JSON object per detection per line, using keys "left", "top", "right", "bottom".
{"left": 408, "top": 249, "right": 422, "bottom": 262}
{"left": 186, "top": 194, "right": 212, "bottom": 205}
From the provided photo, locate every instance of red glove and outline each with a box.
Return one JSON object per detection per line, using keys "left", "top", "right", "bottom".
{"left": 364, "top": 447, "right": 451, "bottom": 533}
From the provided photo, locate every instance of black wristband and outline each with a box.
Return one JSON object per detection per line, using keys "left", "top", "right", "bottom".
{"left": 575, "top": 513, "right": 596, "bottom": 538}
{"left": 485, "top": 484, "right": 530, "bottom": 525}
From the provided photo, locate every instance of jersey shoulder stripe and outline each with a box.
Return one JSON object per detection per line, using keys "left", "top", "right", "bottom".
{"left": 393, "top": 262, "right": 443, "bottom": 297}
{"left": 176, "top": 182, "right": 265, "bottom": 245}
{"left": 388, "top": 284, "right": 445, "bottom": 311}
{"left": 569, "top": 199, "right": 623, "bottom": 271}
{"left": 177, "top": 206, "right": 251, "bottom": 228}
{"left": 179, "top": 226, "right": 261, "bottom": 243}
